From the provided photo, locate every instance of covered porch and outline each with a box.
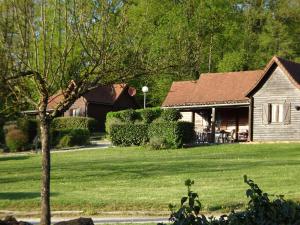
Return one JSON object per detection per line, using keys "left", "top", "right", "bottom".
{"left": 180, "top": 103, "right": 253, "bottom": 143}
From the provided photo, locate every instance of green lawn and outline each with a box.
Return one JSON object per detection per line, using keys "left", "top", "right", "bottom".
{"left": 0, "top": 143, "right": 300, "bottom": 213}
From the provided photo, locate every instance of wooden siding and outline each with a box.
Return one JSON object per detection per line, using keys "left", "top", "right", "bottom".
{"left": 252, "top": 66, "right": 300, "bottom": 141}
{"left": 180, "top": 112, "right": 208, "bottom": 132}
{"left": 64, "top": 97, "right": 86, "bottom": 117}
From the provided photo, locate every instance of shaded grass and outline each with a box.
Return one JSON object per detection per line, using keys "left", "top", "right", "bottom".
{"left": 0, "top": 143, "right": 300, "bottom": 212}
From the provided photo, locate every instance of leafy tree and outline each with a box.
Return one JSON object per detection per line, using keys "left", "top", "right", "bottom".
{"left": 0, "top": 1, "right": 156, "bottom": 224}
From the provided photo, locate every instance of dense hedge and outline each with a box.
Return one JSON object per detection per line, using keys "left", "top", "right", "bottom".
{"left": 106, "top": 107, "right": 163, "bottom": 134}
{"left": 51, "top": 129, "right": 90, "bottom": 148}
{"left": 52, "top": 117, "right": 97, "bottom": 132}
{"left": 137, "top": 107, "right": 162, "bottom": 123}
{"left": 107, "top": 108, "right": 195, "bottom": 148}
{"left": 148, "top": 121, "right": 194, "bottom": 148}
{"left": 110, "top": 123, "right": 148, "bottom": 146}
{"left": 161, "top": 108, "right": 182, "bottom": 121}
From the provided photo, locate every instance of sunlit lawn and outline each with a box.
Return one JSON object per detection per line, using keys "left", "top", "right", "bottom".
{"left": 0, "top": 143, "right": 300, "bottom": 213}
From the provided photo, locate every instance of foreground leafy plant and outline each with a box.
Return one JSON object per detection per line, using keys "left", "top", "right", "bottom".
{"left": 161, "top": 176, "right": 300, "bottom": 225}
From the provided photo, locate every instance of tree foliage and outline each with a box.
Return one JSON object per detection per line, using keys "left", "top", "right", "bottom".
{"left": 126, "top": 0, "right": 300, "bottom": 105}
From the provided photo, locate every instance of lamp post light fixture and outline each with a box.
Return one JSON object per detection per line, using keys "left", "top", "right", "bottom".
{"left": 142, "top": 86, "right": 149, "bottom": 109}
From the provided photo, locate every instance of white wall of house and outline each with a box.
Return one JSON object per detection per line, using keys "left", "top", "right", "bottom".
{"left": 180, "top": 111, "right": 209, "bottom": 132}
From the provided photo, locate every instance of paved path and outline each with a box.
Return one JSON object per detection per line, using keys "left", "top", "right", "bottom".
{"left": 0, "top": 140, "right": 112, "bottom": 157}
{"left": 18, "top": 217, "right": 168, "bottom": 224}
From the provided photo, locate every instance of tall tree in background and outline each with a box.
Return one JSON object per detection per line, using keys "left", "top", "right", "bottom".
{"left": 127, "top": 0, "right": 300, "bottom": 105}
{"left": 0, "top": 0, "right": 154, "bottom": 224}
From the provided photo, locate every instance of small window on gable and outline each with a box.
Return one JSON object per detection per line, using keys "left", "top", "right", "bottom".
{"left": 271, "top": 104, "right": 283, "bottom": 123}
{"left": 70, "top": 108, "right": 81, "bottom": 117}
{"left": 262, "top": 102, "right": 291, "bottom": 125}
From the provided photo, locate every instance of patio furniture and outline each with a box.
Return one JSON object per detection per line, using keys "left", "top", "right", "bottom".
{"left": 238, "top": 130, "right": 248, "bottom": 141}
{"left": 226, "top": 129, "right": 236, "bottom": 143}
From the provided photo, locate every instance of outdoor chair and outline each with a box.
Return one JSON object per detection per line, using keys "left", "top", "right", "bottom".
{"left": 226, "top": 129, "right": 236, "bottom": 143}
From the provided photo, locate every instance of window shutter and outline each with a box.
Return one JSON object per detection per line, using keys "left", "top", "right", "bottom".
{"left": 262, "top": 103, "right": 270, "bottom": 124}
{"left": 268, "top": 103, "right": 272, "bottom": 124}
{"left": 283, "top": 102, "right": 291, "bottom": 125}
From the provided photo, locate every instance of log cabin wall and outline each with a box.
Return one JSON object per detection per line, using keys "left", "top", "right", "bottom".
{"left": 252, "top": 66, "right": 300, "bottom": 141}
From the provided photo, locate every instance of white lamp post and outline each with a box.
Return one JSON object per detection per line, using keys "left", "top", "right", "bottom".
{"left": 142, "top": 86, "right": 149, "bottom": 109}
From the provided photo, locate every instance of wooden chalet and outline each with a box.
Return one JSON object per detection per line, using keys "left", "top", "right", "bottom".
{"left": 162, "top": 56, "right": 300, "bottom": 143}
{"left": 48, "top": 84, "right": 138, "bottom": 131}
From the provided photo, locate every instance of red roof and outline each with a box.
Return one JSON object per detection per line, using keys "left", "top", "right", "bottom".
{"left": 162, "top": 70, "right": 263, "bottom": 107}
{"left": 163, "top": 56, "right": 300, "bottom": 108}
{"left": 162, "top": 81, "right": 198, "bottom": 107}
{"left": 48, "top": 84, "right": 129, "bottom": 109}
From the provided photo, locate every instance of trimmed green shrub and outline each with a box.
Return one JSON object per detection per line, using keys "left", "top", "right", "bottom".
{"left": 52, "top": 117, "right": 97, "bottom": 132}
{"left": 118, "top": 109, "right": 138, "bottom": 122}
{"left": 17, "top": 118, "right": 38, "bottom": 143}
{"left": 105, "top": 117, "right": 122, "bottom": 135}
{"left": 106, "top": 107, "right": 163, "bottom": 134}
{"left": 161, "top": 109, "right": 182, "bottom": 121}
{"left": 57, "top": 135, "right": 73, "bottom": 148}
{"left": 5, "top": 128, "right": 28, "bottom": 152}
{"left": 148, "top": 121, "right": 194, "bottom": 148}
{"left": 110, "top": 123, "right": 148, "bottom": 146}
{"left": 51, "top": 129, "right": 90, "bottom": 147}
{"left": 138, "top": 107, "right": 162, "bottom": 124}
{"left": 149, "top": 136, "right": 168, "bottom": 150}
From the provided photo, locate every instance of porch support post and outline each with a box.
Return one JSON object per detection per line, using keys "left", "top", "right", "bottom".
{"left": 191, "top": 111, "right": 195, "bottom": 124}
{"left": 248, "top": 98, "right": 253, "bottom": 142}
{"left": 211, "top": 108, "right": 216, "bottom": 143}
{"left": 235, "top": 109, "right": 239, "bottom": 141}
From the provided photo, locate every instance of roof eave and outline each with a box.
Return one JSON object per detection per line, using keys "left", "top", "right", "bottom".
{"left": 162, "top": 100, "right": 250, "bottom": 109}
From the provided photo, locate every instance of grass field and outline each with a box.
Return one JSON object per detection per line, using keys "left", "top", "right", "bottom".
{"left": 0, "top": 143, "right": 300, "bottom": 214}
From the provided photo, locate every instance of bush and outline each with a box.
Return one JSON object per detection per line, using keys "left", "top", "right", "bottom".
{"left": 51, "top": 129, "right": 90, "bottom": 147}
{"left": 17, "top": 118, "right": 38, "bottom": 143}
{"left": 106, "top": 107, "right": 163, "bottom": 133}
{"left": 148, "top": 136, "right": 168, "bottom": 150}
{"left": 105, "top": 117, "right": 122, "bottom": 135}
{"left": 138, "top": 107, "right": 162, "bottom": 124}
{"left": 5, "top": 128, "right": 28, "bottom": 152}
{"left": 161, "top": 109, "right": 182, "bottom": 122}
{"left": 148, "top": 121, "right": 194, "bottom": 148}
{"left": 162, "top": 176, "right": 300, "bottom": 225}
{"left": 110, "top": 123, "right": 148, "bottom": 146}
{"left": 52, "top": 117, "right": 97, "bottom": 132}
{"left": 118, "top": 109, "right": 139, "bottom": 122}
{"left": 57, "top": 135, "right": 73, "bottom": 148}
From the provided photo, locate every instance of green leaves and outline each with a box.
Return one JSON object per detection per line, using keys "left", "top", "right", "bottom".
{"left": 163, "top": 176, "right": 300, "bottom": 225}
{"left": 184, "top": 179, "right": 194, "bottom": 187}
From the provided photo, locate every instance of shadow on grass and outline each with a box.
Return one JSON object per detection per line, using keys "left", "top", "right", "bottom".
{"left": 0, "top": 156, "right": 30, "bottom": 162}
{"left": 0, "top": 192, "right": 59, "bottom": 200}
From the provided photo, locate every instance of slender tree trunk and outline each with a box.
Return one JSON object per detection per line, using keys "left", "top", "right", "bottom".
{"left": 208, "top": 34, "right": 213, "bottom": 72}
{"left": 40, "top": 118, "right": 51, "bottom": 225}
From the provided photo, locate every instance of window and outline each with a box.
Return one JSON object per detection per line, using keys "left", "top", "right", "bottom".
{"left": 271, "top": 104, "right": 283, "bottom": 123}
{"left": 262, "top": 102, "right": 291, "bottom": 125}
{"left": 70, "top": 108, "right": 81, "bottom": 117}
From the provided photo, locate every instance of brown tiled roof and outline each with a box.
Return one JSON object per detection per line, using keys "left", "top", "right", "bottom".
{"left": 162, "top": 70, "right": 263, "bottom": 107}
{"left": 83, "top": 84, "right": 127, "bottom": 104}
{"left": 48, "top": 84, "right": 129, "bottom": 109}
{"left": 247, "top": 56, "right": 300, "bottom": 96}
{"left": 162, "top": 81, "right": 197, "bottom": 107}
